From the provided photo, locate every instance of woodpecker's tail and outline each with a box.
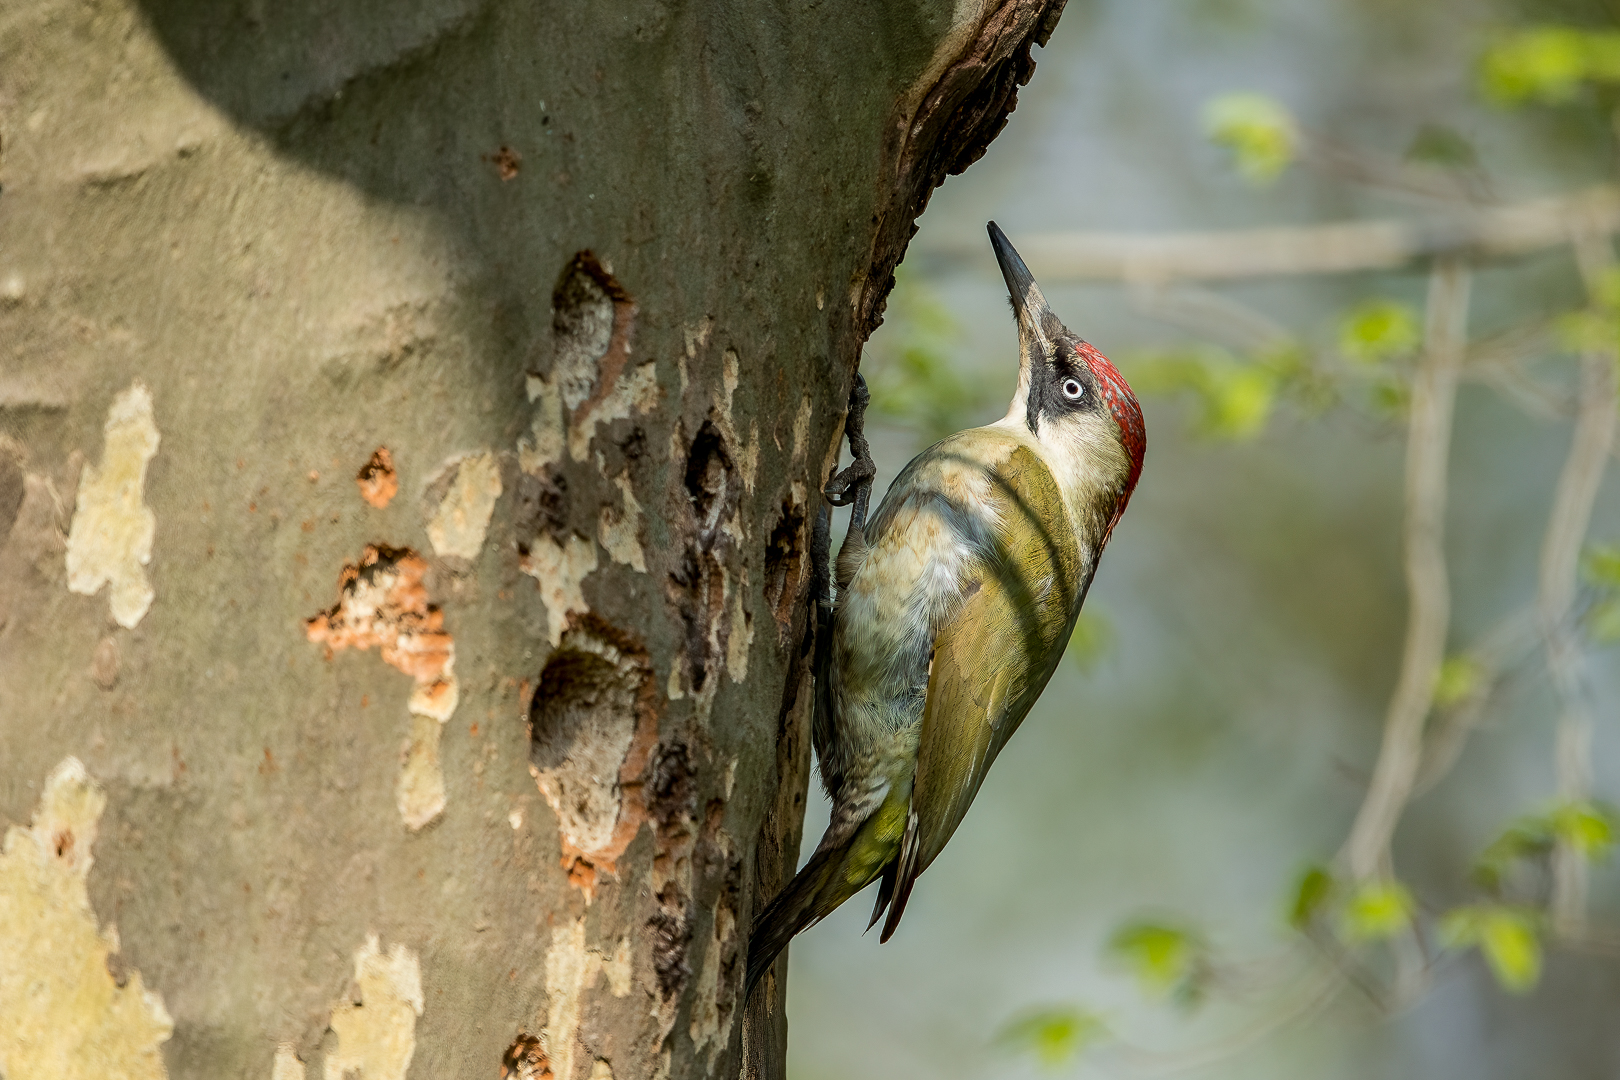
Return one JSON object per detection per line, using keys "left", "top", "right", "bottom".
{"left": 745, "top": 784, "right": 911, "bottom": 999}
{"left": 744, "top": 843, "right": 849, "bottom": 998}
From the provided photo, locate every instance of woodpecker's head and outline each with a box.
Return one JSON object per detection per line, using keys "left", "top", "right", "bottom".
{"left": 988, "top": 221, "right": 1145, "bottom": 536}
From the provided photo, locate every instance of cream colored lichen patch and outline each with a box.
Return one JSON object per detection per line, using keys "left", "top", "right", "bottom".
{"left": 426, "top": 451, "right": 502, "bottom": 560}
{"left": 688, "top": 903, "right": 737, "bottom": 1069}
{"left": 589, "top": 1062, "right": 615, "bottom": 1080}
{"left": 725, "top": 565, "right": 753, "bottom": 684}
{"left": 541, "top": 921, "right": 633, "bottom": 1080}
{"left": 791, "top": 395, "right": 812, "bottom": 464}
{"left": 568, "top": 362, "right": 660, "bottom": 462}
{"left": 271, "top": 1044, "right": 307, "bottom": 1080}
{"left": 396, "top": 713, "right": 447, "bottom": 832}
{"left": 520, "top": 534, "right": 598, "bottom": 646}
{"left": 597, "top": 473, "right": 646, "bottom": 573}
{"left": 325, "top": 935, "right": 423, "bottom": 1080}
{"left": 0, "top": 758, "right": 173, "bottom": 1080}
{"left": 65, "top": 382, "right": 160, "bottom": 628}
{"left": 520, "top": 375, "right": 567, "bottom": 474}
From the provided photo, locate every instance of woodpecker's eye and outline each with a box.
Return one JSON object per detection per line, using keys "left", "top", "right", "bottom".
{"left": 1061, "top": 377, "right": 1085, "bottom": 401}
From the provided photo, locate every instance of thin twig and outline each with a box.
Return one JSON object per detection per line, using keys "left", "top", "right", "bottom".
{"left": 1107, "top": 963, "right": 1345, "bottom": 1077}
{"left": 921, "top": 186, "right": 1620, "bottom": 283}
{"left": 1540, "top": 229, "right": 1620, "bottom": 932}
{"left": 1410, "top": 606, "right": 1541, "bottom": 796}
{"left": 1341, "top": 259, "right": 1472, "bottom": 882}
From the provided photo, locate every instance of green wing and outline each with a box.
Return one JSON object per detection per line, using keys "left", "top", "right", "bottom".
{"left": 878, "top": 445, "right": 1085, "bottom": 940}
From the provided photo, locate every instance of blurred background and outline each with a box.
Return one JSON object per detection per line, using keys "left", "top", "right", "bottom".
{"left": 786, "top": 2, "right": 1620, "bottom": 1077}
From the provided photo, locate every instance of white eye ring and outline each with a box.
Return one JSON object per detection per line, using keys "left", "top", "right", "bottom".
{"left": 1061, "top": 377, "right": 1085, "bottom": 401}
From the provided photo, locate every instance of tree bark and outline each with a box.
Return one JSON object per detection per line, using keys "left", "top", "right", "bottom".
{"left": 0, "top": 2, "right": 1063, "bottom": 1078}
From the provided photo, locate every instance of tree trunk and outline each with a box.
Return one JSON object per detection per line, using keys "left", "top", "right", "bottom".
{"left": 0, "top": 2, "right": 1063, "bottom": 1077}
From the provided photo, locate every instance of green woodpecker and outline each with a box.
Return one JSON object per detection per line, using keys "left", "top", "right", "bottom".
{"left": 746, "top": 223, "right": 1146, "bottom": 994}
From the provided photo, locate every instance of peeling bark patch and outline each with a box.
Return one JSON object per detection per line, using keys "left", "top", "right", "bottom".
{"left": 324, "top": 935, "right": 423, "bottom": 1080}
{"left": 528, "top": 621, "right": 656, "bottom": 897}
{"left": 305, "top": 545, "right": 460, "bottom": 829}
{"left": 763, "top": 499, "right": 807, "bottom": 634}
{"left": 0, "top": 758, "right": 173, "bottom": 1079}
{"left": 596, "top": 473, "right": 646, "bottom": 572}
{"left": 688, "top": 901, "right": 737, "bottom": 1069}
{"left": 65, "top": 381, "right": 159, "bottom": 628}
{"left": 502, "top": 1034, "right": 553, "bottom": 1080}
{"left": 514, "top": 469, "right": 569, "bottom": 546}
{"left": 551, "top": 255, "right": 619, "bottom": 412}
{"left": 520, "top": 534, "right": 598, "bottom": 647}
{"left": 647, "top": 744, "right": 698, "bottom": 1014}
{"left": 425, "top": 450, "right": 503, "bottom": 560}
{"left": 271, "top": 1044, "right": 307, "bottom": 1080}
{"left": 356, "top": 448, "right": 399, "bottom": 509}
{"left": 669, "top": 421, "right": 747, "bottom": 704}
{"left": 541, "top": 918, "right": 600, "bottom": 1080}
{"left": 725, "top": 566, "right": 753, "bottom": 684}
{"left": 683, "top": 422, "right": 731, "bottom": 532}
{"left": 524, "top": 252, "right": 659, "bottom": 467}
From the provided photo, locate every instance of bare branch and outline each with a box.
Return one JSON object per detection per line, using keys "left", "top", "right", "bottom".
{"left": 1341, "top": 259, "right": 1471, "bottom": 882}
{"left": 926, "top": 186, "right": 1620, "bottom": 283}
{"left": 1541, "top": 230, "right": 1619, "bottom": 933}
{"left": 1411, "top": 606, "right": 1540, "bottom": 796}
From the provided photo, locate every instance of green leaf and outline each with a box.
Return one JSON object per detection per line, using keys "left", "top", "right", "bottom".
{"left": 1369, "top": 375, "right": 1411, "bottom": 418}
{"left": 1555, "top": 310, "right": 1618, "bottom": 356}
{"left": 1203, "top": 92, "right": 1298, "bottom": 184}
{"left": 1067, "top": 609, "right": 1114, "bottom": 673}
{"left": 1590, "top": 267, "right": 1620, "bottom": 312}
{"left": 1127, "top": 347, "right": 1279, "bottom": 440}
{"left": 1549, "top": 801, "right": 1618, "bottom": 857}
{"left": 1439, "top": 905, "right": 1542, "bottom": 993}
{"left": 1338, "top": 880, "right": 1414, "bottom": 942}
{"left": 996, "top": 1007, "right": 1108, "bottom": 1068}
{"left": 1288, "top": 865, "right": 1335, "bottom": 930}
{"left": 1481, "top": 27, "right": 1620, "bottom": 104}
{"left": 1475, "top": 815, "right": 1554, "bottom": 892}
{"left": 1587, "top": 597, "right": 1620, "bottom": 643}
{"left": 1434, "top": 655, "right": 1483, "bottom": 708}
{"left": 1106, "top": 920, "right": 1210, "bottom": 1003}
{"left": 1339, "top": 300, "right": 1421, "bottom": 365}
{"left": 1481, "top": 27, "right": 1590, "bottom": 104}
{"left": 1581, "top": 543, "right": 1620, "bottom": 589}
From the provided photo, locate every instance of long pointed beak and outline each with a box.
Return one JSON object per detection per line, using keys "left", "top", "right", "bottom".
{"left": 988, "top": 221, "right": 1061, "bottom": 352}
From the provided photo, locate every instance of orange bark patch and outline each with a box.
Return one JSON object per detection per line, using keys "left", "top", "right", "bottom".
{"left": 356, "top": 448, "right": 399, "bottom": 509}
{"left": 306, "top": 544, "right": 460, "bottom": 828}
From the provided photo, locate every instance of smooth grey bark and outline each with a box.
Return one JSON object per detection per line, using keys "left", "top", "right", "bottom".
{"left": 0, "top": 2, "right": 1063, "bottom": 1078}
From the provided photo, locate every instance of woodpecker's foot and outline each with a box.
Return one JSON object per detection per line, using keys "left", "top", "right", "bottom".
{"left": 823, "top": 373, "right": 876, "bottom": 530}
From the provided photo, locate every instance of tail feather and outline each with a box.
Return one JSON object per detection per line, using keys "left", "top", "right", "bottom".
{"left": 745, "top": 844, "right": 850, "bottom": 998}
{"left": 866, "top": 860, "right": 898, "bottom": 932}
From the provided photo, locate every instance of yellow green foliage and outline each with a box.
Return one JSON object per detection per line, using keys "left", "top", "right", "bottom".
{"left": 1202, "top": 92, "right": 1299, "bottom": 184}
{"left": 1129, "top": 346, "right": 1281, "bottom": 440}
{"left": 1288, "top": 865, "right": 1335, "bottom": 930}
{"left": 1338, "top": 879, "right": 1414, "bottom": 942}
{"left": 1434, "top": 654, "right": 1484, "bottom": 708}
{"left": 1481, "top": 27, "right": 1620, "bottom": 104}
{"left": 996, "top": 1007, "right": 1108, "bottom": 1068}
{"left": 1439, "top": 905, "right": 1542, "bottom": 993}
{"left": 1339, "top": 300, "right": 1421, "bottom": 365}
{"left": 1475, "top": 801, "right": 1618, "bottom": 891}
{"left": 1106, "top": 920, "right": 1211, "bottom": 1005}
